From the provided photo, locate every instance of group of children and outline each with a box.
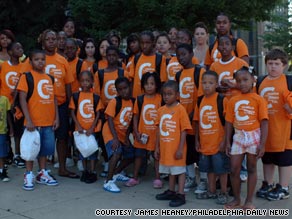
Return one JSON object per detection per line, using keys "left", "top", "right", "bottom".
{"left": 0, "top": 13, "right": 291, "bottom": 210}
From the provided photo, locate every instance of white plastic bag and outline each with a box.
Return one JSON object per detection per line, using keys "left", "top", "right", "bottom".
{"left": 20, "top": 128, "right": 40, "bottom": 161}
{"left": 73, "top": 131, "right": 98, "bottom": 158}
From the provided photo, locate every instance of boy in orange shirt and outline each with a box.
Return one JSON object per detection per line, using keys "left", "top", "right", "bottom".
{"left": 155, "top": 80, "right": 192, "bottom": 207}
{"left": 194, "top": 71, "right": 229, "bottom": 204}
{"left": 256, "top": 49, "right": 292, "bottom": 201}
{"left": 17, "top": 50, "right": 59, "bottom": 191}
{"left": 102, "top": 77, "right": 134, "bottom": 193}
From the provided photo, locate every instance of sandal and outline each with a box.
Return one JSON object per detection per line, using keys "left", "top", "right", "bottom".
{"left": 153, "top": 179, "right": 163, "bottom": 189}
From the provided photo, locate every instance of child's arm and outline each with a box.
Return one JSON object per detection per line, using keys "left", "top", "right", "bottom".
{"left": 108, "top": 116, "right": 120, "bottom": 150}
{"left": 19, "top": 91, "right": 35, "bottom": 131}
{"left": 154, "top": 126, "right": 160, "bottom": 160}
{"left": 224, "top": 121, "right": 233, "bottom": 157}
{"left": 175, "top": 130, "right": 186, "bottom": 160}
{"left": 53, "top": 96, "right": 60, "bottom": 131}
{"left": 133, "top": 114, "right": 141, "bottom": 143}
{"left": 194, "top": 121, "right": 200, "bottom": 152}
{"left": 86, "top": 111, "right": 100, "bottom": 136}
{"left": 257, "top": 119, "right": 268, "bottom": 159}
{"left": 70, "top": 109, "right": 83, "bottom": 133}
{"left": 7, "top": 110, "right": 14, "bottom": 137}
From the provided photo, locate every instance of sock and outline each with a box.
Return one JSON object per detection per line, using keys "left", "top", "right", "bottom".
{"left": 186, "top": 164, "right": 195, "bottom": 179}
{"left": 103, "top": 162, "right": 109, "bottom": 172}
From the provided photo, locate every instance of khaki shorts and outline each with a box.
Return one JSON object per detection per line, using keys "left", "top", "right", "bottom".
{"left": 159, "top": 164, "right": 186, "bottom": 175}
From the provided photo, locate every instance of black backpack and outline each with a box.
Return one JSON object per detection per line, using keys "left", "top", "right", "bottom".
{"left": 175, "top": 65, "right": 202, "bottom": 89}
{"left": 209, "top": 38, "right": 238, "bottom": 57}
{"left": 97, "top": 68, "right": 124, "bottom": 91}
{"left": 72, "top": 92, "right": 100, "bottom": 117}
{"left": 197, "top": 94, "right": 225, "bottom": 126}
{"left": 75, "top": 58, "right": 84, "bottom": 79}
{"left": 134, "top": 53, "right": 162, "bottom": 75}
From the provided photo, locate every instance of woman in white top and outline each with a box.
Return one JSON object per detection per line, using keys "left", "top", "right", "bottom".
{"left": 193, "top": 22, "right": 209, "bottom": 68}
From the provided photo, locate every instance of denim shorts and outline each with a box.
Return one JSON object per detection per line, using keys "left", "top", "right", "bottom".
{"left": 0, "top": 134, "right": 8, "bottom": 158}
{"left": 134, "top": 148, "right": 148, "bottom": 158}
{"left": 55, "top": 102, "right": 69, "bottom": 140}
{"left": 105, "top": 140, "right": 134, "bottom": 160}
{"left": 37, "top": 126, "right": 55, "bottom": 157}
{"left": 199, "top": 152, "right": 230, "bottom": 174}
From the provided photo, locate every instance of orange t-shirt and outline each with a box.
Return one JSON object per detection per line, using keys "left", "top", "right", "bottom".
{"left": 205, "top": 37, "right": 249, "bottom": 66}
{"left": 69, "top": 58, "right": 88, "bottom": 93}
{"left": 45, "top": 53, "right": 74, "bottom": 105}
{"left": 0, "top": 61, "right": 24, "bottom": 103}
{"left": 155, "top": 103, "right": 192, "bottom": 166}
{"left": 225, "top": 92, "right": 268, "bottom": 131}
{"left": 17, "top": 70, "right": 56, "bottom": 126}
{"left": 102, "top": 97, "right": 134, "bottom": 144}
{"left": 129, "top": 53, "right": 167, "bottom": 98}
{"left": 258, "top": 74, "right": 292, "bottom": 152}
{"left": 210, "top": 56, "right": 248, "bottom": 99}
{"left": 69, "top": 92, "right": 103, "bottom": 131}
{"left": 126, "top": 55, "right": 134, "bottom": 74}
{"left": 167, "top": 56, "right": 199, "bottom": 80}
{"left": 193, "top": 93, "right": 227, "bottom": 155}
{"left": 133, "top": 93, "right": 162, "bottom": 151}
{"left": 83, "top": 60, "right": 95, "bottom": 73}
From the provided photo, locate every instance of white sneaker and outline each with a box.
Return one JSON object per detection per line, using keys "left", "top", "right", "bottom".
{"left": 103, "top": 180, "right": 121, "bottom": 193}
{"left": 184, "top": 176, "right": 196, "bottom": 192}
{"left": 23, "top": 171, "right": 35, "bottom": 191}
{"left": 113, "top": 173, "right": 130, "bottom": 182}
{"left": 194, "top": 180, "right": 208, "bottom": 194}
{"left": 36, "top": 169, "right": 58, "bottom": 186}
{"left": 240, "top": 173, "right": 248, "bottom": 182}
{"left": 53, "top": 158, "right": 75, "bottom": 168}
{"left": 77, "top": 160, "right": 84, "bottom": 171}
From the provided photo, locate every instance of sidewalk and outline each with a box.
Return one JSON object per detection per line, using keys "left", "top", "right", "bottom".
{"left": 0, "top": 161, "right": 291, "bottom": 219}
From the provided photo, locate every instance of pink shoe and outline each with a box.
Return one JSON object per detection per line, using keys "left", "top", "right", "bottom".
{"left": 153, "top": 179, "right": 163, "bottom": 189}
{"left": 125, "top": 178, "right": 140, "bottom": 187}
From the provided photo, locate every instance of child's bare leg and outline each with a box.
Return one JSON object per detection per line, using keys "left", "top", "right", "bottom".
{"left": 38, "top": 156, "right": 47, "bottom": 170}
{"left": 82, "top": 160, "right": 87, "bottom": 170}
{"left": 219, "top": 173, "right": 228, "bottom": 194}
{"left": 208, "top": 173, "right": 216, "bottom": 193}
{"left": 90, "top": 159, "right": 96, "bottom": 172}
{"left": 133, "top": 156, "right": 143, "bottom": 179}
{"left": 154, "top": 159, "right": 160, "bottom": 179}
{"left": 169, "top": 174, "right": 176, "bottom": 192}
{"left": 177, "top": 173, "right": 186, "bottom": 194}
{"left": 263, "top": 164, "right": 275, "bottom": 184}
{"left": 25, "top": 161, "right": 33, "bottom": 171}
{"left": 106, "top": 153, "right": 121, "bottom": 181}
{"left": 279, "top": 166, "right": 292, "bottom": 187}
{"left": 114, "top": 158, "right": 134, "bottom": 174}
{"left": 243, "top": 154, "right": 257, "bottom": 209}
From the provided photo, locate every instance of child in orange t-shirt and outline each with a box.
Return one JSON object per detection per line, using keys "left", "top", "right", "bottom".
{"left": 0, "top": 42, "right": 25, "bottom": 168}
{"left": 194, "top": 71, "right": 229, "bottom": 204}
{"left": 129, "top": 31, "right": 167, "bottom": 98}
{"left": 102, "top": 77, "right": 134, "bottom": 193}
{"left": 225, "top": 66, "right": 268, "bottom": 209}
{"left": 69, "top": 71, "right": 103, "bottom": 184}
{"left": 256, "top": 49, "right": 292, "bottom": 201}
{"left": 17, "top": 50, "right": 59, "bottom": 191}
{"left": 125, "top": 72, "right": 163, "bottom": 188}
{"left": 125, "top": 33, "right": 141, "bottom": 74}
{"left": 156, "top": 32, "right": 171, "bottom": 59}
{"left": 155, "top": 80, "right": 192, "bottom": 207}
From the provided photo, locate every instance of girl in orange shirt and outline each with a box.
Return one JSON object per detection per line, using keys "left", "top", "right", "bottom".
{"left": 126, "top": 72, "right": 162, "bottom": 188}
{"left": 79, "top": 38, "right": 98, "bottom": 73}
{"left": 225, "top": 67, "right": 268, "bottom": 210}
{"left": 125, "top": 33, "right": 141, "bottom": 74}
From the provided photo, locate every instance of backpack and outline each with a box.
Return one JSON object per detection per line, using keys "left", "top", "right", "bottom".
{"left": 92, "top": 61, "right": 123, "bottom": 74}
{"left": 72, "top": 92, "right": 100, "bottom": 117}
{"left": 114, "top": 96, "right": 135, "bottom": 117}
{"left": 13, "top": 72, "right": 54, "bottom": 119}
{"left": 175, "top": 65, "right": 202, "bottom": 89}
{"left": 136, "top": 94, "right": 164, "bottom": 120}
{"left": 134, "top": 53, "right": 162, "bottom": 75}
{"left": 97, "top": 68, "right": 124, "bottom": 91}
{"left": 209, "top": 38, "right": 238, "bottom": 57}
{"left": 75, "top": 58, "right": 84, "bottom": 79}
{"left": 197, "top": 94, "right": 225, "bottom": 126}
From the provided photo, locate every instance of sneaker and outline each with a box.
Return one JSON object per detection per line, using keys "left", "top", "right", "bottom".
{"left": 194, "top": 180, "right": 208, "bottom": 194}
{"left": 256, "top": 181, "right": 273, "bottom": 198}
{"left": 156, "top": 189, "right": 177, "bottom": 200}
{"left": 196, "top": 191, "right": 217, "bottom": 199}
{"left": 80, "top": 170, "right": 89, "bottom": 182}
{"left": 36, "top": 169, "right": 58, "bottom": 186}
{"left": 85, "top": 172, "right": 97, "bottom": 184}
{"left": 169, "top": 193, "right": 186, "bottom": 207}
{"left": 53, "top": 158, "right": 75, "bottom": 169}
{"left": 13, "top": 156, "right": 25, "bottom": 168}
{"left": 266, "top": 184, "right": 290, "bottom": 201}
{"left": 23, "top": 171, "right": 35, "bottom": 191}
{"left": 240, "top": 173, "right": 248, "bottom": 182}
{"left": 125, "top": 178, "right": 140, "bottom": 187}
{"left": 216, "top": 192, "right": 228, "bottom": 205}
{"left": 153, "top": 179, "right": 163, "bottom": 189}
{"left": 184, "top": 176, "right": 196, "bottom": 192}
{"left": 0, "top": 169, "right": 10, "bottom": 182}
{"left": 113, "top": 173, "right": 130, "bottom": 182}
{"left": 103, "top": 180, "right": 121, "bottom": 193}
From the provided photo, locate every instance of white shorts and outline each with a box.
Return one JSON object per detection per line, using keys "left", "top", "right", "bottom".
{"left": 159, "top": 164, "right": 186, "bottom": 175}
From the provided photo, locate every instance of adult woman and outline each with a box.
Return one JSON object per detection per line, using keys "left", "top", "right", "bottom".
{"left": 193, "top": 22, "right": 209, "bottom": 68}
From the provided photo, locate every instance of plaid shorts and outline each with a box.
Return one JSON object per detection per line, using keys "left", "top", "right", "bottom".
{"left": 230, "top": 128, "right": 260, "bottom": 155}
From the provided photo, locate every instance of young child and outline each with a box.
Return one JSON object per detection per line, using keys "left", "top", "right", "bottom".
{"left": 126, "top": 72, "right": 163, "bottom": 188}
{"left": 194, "top": 71, "right": 229, "bottom": 204}
{"left": 0, "top": 41, "right": 25, "bottom": 168}
{"left": 155, "top": 80, "right": 192, "bottom": 207}
{"left": 224, "top": 66, "right": 268, "bottom": 209}
{"left": 102, "top": 77, "right": 134, "bottom": 193}
{"left": 175, "top": 43, "right": 205, "bottom": 192}
{"left": 256, "top": 49, "right": 292, "bottom": 201}
{"left": 125, "top": 33, "right": 141, "bottom": 71}
{"left": 17, "top": 49, "right": 59, "bottom": 190}
{"left": 69, "top": 71, "right": 103, "bottom": 184}
{"left": 156, "top": 32, "right": 171, "bottom": 59}
{"left": 129, "top": 31, "right": 167, "bottom": 98}
{"left": 0, "top": 94, "right": 13, "bottom": 182}
{"left": 210, "top": 35, "right": 248, "bottom": 100}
